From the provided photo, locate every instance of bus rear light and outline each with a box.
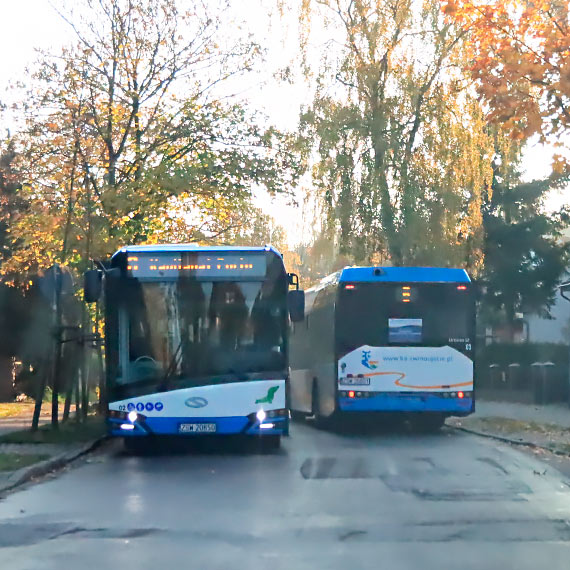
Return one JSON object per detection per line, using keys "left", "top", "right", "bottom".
{"left": 345, "top": 284, "right": 356, "bottom": 290}
{"left": 457, "top": 285, "right": 467, "bottom": 291}
{"left": 458, "top": 391, "right": 464, "bottom": 399}
{"left": 402, "top": 299, "right": 410, "bottom": 303}
{"left": 348, "top": 391, "right": 355, "bottom": 398}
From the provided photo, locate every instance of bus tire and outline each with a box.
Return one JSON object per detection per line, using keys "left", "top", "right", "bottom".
{"left": 311, "top": 382, "right": 325, "bottom": 428}
{"left": 412, "top": 414, "right": 445, "bottom": 433}
{"left": 123, "top": 437, "right": 147, "bottom": 455}
{"left": 260, "top": 435, "right": 281, "bottom": 452}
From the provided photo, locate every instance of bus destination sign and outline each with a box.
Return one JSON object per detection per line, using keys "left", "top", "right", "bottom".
{"left": 126, "top": 252, "right": 267, "bottom": 279}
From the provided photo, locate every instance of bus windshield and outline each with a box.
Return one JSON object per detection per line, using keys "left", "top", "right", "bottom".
{"left": 336, "top": 282, "right": 472, "bottom": 358}
{"left": 119, "top": 276, "right": 287, "bottom": 388}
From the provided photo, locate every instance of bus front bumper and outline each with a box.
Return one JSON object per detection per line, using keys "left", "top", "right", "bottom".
{"left": 108, "top": 415, "right": 289, "bottom": 437}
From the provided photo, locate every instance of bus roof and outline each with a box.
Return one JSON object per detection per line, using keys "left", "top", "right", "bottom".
{"left": 112, "top": 243, "right": 282, "bottom": 258}
{"left": 339, "top": 266, "right": 471, "bottom": 284}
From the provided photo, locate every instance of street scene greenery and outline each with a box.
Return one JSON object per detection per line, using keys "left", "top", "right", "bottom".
{"left": 0, "top": 453, "right": 49, "bottom": 473}
{"left": 0, "top": 0, "right": 569, "bottom": 424}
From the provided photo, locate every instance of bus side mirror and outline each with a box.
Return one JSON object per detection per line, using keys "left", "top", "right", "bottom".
{"left": 288, "top": 289, "right": 305, "bottom": 322}
{"left": 84, "top": 269, "right": 102, "bottom": 303}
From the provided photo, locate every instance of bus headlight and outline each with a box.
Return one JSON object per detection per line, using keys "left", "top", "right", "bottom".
{"left": 108, "top": 410, "right": 146, "bottom": 422}
{"left": 256, "top": 409, "right": 267, "bottom": 422}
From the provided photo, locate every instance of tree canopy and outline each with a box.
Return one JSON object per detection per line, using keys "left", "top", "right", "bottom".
{"left": 296, "top": 0, "right": 494, "bottom": 269}
{"left": 2, "top": 0, "right": 300, "bottom": 277}
{"left": 443, "top": 0, "right": 570, "bottom": 146}
{"left": 480, "top": 134, "right": 569, "bottom": 333}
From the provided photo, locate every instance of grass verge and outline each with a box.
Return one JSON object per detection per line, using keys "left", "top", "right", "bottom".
{"left": 0, "top": 403, "right": 36, "bottom": 419}
{"left": 476, "top": 416, "right": 567, "bottom": 434}
{"left": 0, "top": 453, "right": 49, "bottom": 472}
{"left": 0, "top": 415, "right": 106, "bottom": 445}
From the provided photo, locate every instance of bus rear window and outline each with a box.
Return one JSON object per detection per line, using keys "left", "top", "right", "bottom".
{"left": 388, "top": 318, "right": 422, "bottom": 343}
{"left": 336, "top": 283, "right": 471, "bottom": 355}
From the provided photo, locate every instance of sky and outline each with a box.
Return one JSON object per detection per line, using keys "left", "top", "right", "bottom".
{"left": 0, "top": 0, "right": 566, "bottom": 248}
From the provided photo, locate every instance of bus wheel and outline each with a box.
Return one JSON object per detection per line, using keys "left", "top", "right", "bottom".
{"left": 260, "top": 435, "right": 281, "bottom": 452}
{"left": 123, "top": 437, "right": 147, "bottom": 455}
{"left": 311, "top": 382, "right": 324, "bottom": 428}
{"left": 412, "top": 415, "right": 445, "bottom": 433}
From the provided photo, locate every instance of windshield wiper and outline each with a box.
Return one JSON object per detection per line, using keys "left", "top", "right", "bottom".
{"left": 224, "top": 369, "right": 250, "bottom": 383}
{"left": 158, "top": 339, "right": 185, "bottom": 392}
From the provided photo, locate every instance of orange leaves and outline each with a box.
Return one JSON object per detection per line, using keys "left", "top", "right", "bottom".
{"left": 441, "top": 0, "right": 570, "bottom": 141}
{"left": 552, "top": 154, "right": 570, "bottom": 176}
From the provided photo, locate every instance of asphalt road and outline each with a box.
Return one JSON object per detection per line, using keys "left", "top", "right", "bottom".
{"left": 2, "top": 421, "right": 570, "bottom": 569}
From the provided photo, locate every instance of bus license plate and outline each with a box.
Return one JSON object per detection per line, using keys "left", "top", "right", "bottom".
{"left": 179, "top": 423, "right": 217, "bottom": 433}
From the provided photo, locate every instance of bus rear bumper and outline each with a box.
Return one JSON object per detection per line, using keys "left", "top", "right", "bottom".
{"left": 338, "top": 392, "right": 473, "bottom": 415}
{"left": 108, "top": 415, "right": 289, "bottom": 438}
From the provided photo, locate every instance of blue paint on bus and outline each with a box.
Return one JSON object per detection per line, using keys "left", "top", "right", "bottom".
{"left": 338, "top": 393, "right": 473, "bottom": 413}
{"left": 339, "top": 266, "right": 471, "bottom": 283}
{"left": 109, "top": 416, "right": 288, "bottom": 437}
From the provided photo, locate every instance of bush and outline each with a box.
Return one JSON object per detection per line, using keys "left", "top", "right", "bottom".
{"left": 476, "top": 342, "right": 569, "bottom": 402}
{"left": 477, "top": 342, "right": 568, "bottom": 370}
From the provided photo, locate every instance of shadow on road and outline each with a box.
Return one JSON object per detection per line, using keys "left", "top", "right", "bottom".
{"left": 293, "top": 414, "right": 447, "bottom": 438}
{"left": 117, "top": 435, "right": 286, "bottom": 458}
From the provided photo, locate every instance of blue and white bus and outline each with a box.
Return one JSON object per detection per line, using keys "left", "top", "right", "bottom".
{"left": 85, "top": 244, "right": 303, "bottom": 450}
{"left": 290, "top": 266, "right": 475, "bottom": 430}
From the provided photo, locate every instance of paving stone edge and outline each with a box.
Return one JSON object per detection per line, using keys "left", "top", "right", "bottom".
{"left": 0, "top": 436, "right": 107, "bottom": 495}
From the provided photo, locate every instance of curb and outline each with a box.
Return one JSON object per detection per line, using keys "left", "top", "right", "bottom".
{"left": 0, "top": 436, "right": 107, "bottom": 495}
{"left": 449, "top": 423, "right": 570, "bottom": 457}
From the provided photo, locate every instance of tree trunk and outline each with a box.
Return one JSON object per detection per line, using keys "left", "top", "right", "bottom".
{"left": 0, "top": 356, "right": 13, "bottom": 402}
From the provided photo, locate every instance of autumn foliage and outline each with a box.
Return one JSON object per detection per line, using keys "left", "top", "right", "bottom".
{"left": 442, "top": 0, "right": 570, "bottom": 142}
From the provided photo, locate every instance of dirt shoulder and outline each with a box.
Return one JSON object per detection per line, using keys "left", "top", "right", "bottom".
{"left": 447, "top": 415, "right": 570, "bottom": 455}
{"left": 0, "top": 416, "right": 106, "bottom": 495}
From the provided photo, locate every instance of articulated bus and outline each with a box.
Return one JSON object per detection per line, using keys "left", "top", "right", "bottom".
{"left": 290, "top": 266, "right": 475, "bottom": 430}
{"left": 84, "top": 244, "right": 304, "bottom": 450}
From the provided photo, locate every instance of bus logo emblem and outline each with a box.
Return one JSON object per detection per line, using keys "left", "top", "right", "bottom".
{"left": 185, "top": 397, "right": 208, "bottom": 408}
{"left": 256, "top": 386, "right": 279, "bottom": 404}
{"left": 362, "top": 350, "right": 378, "bottom": 370}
